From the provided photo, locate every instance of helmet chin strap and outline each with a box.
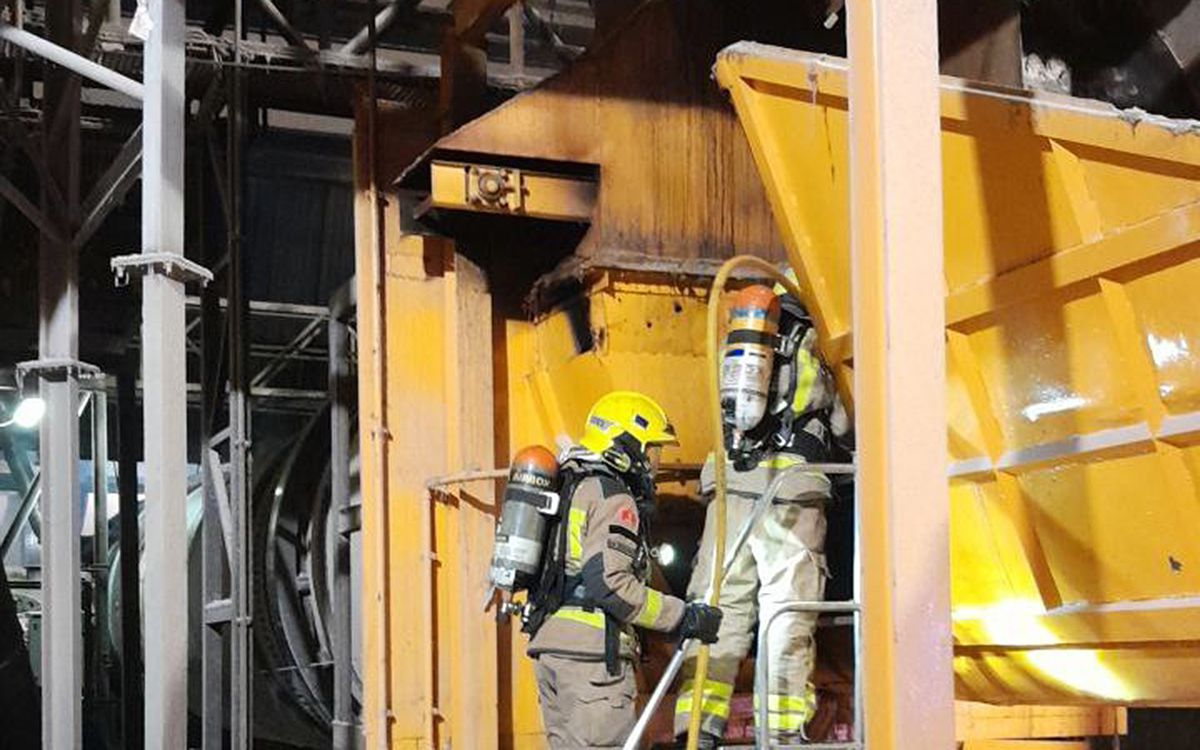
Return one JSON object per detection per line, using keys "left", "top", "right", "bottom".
{"left": 605, "top": 433, "right": 659, "bottom": 509}
{"left": 632, "top": 475, "right": 658, "bottom": 519}
{"left": 600, "top": 445, "right": 634, "bottom": 474}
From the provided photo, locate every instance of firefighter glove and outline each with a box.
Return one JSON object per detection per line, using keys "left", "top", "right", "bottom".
{"left": 678, "top": 602, "right": 723, "bottom": 644}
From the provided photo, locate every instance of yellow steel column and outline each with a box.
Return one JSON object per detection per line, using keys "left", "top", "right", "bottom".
{"left": 846, "top": 0, "right": 955, "bottom": 748}
{"left": 356, "top": 200, "right": 502, "bottom": 748}
{"left": 353, "top": 94, "right": 396, "bottom": 749}
{"left": 440, "top": 251, "right": 500, "bottom": 750}
{"left": 356, "top": 230, "right": 446, "bottom": 749}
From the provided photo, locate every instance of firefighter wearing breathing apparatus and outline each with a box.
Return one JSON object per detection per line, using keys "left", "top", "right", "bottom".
{"left": 491, "top": 391, "right": 723, "bottom": 749}
{"left": 673, "top": 279, "right": 851, "bottom": 747}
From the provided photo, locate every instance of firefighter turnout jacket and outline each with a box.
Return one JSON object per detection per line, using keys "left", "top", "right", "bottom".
{"left": 527, "top": 472, "right": 684, "bottom": 662}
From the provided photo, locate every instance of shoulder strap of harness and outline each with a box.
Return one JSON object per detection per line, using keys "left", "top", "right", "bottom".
{"left": 587, "top": 473, "right": 639, "bottom": 675}
{"left": 523, "top": 456, "right": 633, "bottom": 675}
{"left": 521, "top": 454, "right": 620, "bottom": 637}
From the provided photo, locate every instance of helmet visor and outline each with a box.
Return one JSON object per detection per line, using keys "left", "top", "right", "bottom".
{"left": 644, "top": 421, "right": 679, "bottom": 447}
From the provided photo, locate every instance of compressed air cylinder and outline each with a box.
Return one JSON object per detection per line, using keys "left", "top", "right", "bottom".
{"left": 489, "top": 445, "right": 561, "bottom": 592}
{"left": 720, "top": 285, "right": 781, "bottom": 435}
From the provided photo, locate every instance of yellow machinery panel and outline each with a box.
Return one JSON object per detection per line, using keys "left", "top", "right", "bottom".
{"left": 354, "top": 33, "right": 1200, "bottom": 748}
{"left": 500, "top": 271, "right": 721, "bottom": 748}
{"left": 714, "top": 42, "right": 1200, "bottom": 704}
{"left": 508, "top": 272, "right": 717, "bottom": 467}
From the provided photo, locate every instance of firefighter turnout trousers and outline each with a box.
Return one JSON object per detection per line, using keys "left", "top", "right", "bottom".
{"left": 534, "top": 653, "right": 638, "bottom": 748}
{"left": 674, "top": 455, "right": 829, "bottom": 740}
{"left": 529, "top": 471, "right": 686, "bottom": 748}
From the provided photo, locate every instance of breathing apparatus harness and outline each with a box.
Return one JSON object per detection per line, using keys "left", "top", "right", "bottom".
{"left": 725, "top": 294, "right": 838, "bottom": 471}
{"left": 520, "top": 439, "right": 657, "bottom": 675}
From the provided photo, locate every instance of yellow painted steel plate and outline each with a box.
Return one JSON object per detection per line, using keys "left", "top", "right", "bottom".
{"left": 714, "top": 41, "right": 1200, "bottom": 705}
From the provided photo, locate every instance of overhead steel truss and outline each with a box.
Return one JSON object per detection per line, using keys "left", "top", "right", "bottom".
{"left": 0, "top": 0, "right": 573, "bottom": 747}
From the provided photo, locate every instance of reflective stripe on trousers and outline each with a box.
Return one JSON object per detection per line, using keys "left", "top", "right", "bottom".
{"left": 674, "top": 465, "right": 827, "bottom": 740}
{"left": 756, "top": 686, "right": 818, "bottom": 733}
{"left": 674, "top": 678, "right": 734, "bottom": 722}
{"left": 674, "top": 682, "right": 818, "bottom": 737}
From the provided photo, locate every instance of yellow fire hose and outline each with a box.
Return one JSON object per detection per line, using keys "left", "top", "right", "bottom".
{"left": 687, "top": 256, "right": 804, "bottom": 750}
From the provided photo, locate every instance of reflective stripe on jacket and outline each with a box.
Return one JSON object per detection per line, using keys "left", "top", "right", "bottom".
{"left": 527, "top": 474, "right": 685, "bottom": 660}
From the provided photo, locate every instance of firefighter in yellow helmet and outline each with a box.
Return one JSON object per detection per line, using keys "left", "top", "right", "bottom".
{"left": 525, "top": 391, "right": 723, "bottom": 748}
{"left": 673, "top": 274, "right": 852, "bottom": 747}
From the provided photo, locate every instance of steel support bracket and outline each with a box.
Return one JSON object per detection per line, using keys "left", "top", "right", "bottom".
{"left": 467, "top": 166, "right": 525, "bottom": 212}
{"left": 427, "top": 159, "right": 598, "bottom": 221}
{"left": 111, "top": 253, "right": 214, "bottom": 287}
{"left": 78, "top": 371, "right": 111, "bottom": 392}
{"left": 16, "top": 358, "right": 102, "bottom": 384}
{"left": 338, "top": 504, "right": 362, "bottom": 537}
{"left": 203, "top": 599, "right": 234, "bottom": 626}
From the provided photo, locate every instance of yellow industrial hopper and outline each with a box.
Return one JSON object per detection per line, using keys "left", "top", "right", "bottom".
{"left": 714, "top": 41, "right": 1200, "bottom": 706}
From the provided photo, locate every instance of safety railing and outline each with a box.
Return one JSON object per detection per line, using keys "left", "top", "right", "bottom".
{"left": 754, "top": 456, "right": 860, "bottom": 750}
{"left": 756, "top": 447, "right": 860, "bottom": 750}
{"left": 756, "top": 599, "right": 862, "bottom": 749}
{"left": 622, "top": 460, "right": 858, "bottom": 750}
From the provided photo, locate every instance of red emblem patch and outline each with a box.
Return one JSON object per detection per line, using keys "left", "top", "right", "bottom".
{"left": 616, "top": 505, "right": 638, "bottom": 531}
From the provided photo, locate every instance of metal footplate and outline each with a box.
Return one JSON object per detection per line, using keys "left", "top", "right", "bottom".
{"left": 111, "top": 252, "right": 213, "bottom": 287}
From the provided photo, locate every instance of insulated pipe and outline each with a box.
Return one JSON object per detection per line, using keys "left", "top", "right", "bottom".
{"left": 686, "top": 255, "right": 804, "bottom": 750}
{"left": 0, "top": 23, "right": 144, "bottom": 101}
{"left": 90, "top": 389, "right": 112, "bottom": 721}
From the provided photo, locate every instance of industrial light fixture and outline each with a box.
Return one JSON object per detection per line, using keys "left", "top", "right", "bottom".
{"left": 1, "top": 396, "right": 46, "bottom": 429}
{"left": 656, "top": 543, "right": 677, "bottom": 567}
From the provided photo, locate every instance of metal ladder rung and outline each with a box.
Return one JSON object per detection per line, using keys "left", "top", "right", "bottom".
{"left": 772, "top": 600, "right": 859, "bottom": 614}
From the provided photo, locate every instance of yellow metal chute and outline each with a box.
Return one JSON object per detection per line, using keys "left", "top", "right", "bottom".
{"left": 714, "top": 41, "right": 1200, "bottom": 705}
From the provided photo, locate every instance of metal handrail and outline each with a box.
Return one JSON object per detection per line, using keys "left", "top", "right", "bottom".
{"left": 754, "top": 447, "right": 862, "bottom": 750}
{"left": 768, "top": 739, "right": 864, "bottom": 744}
{"left": 621, "top": 461, "right": 856, "bottom": 750}
{"left": 756, "top": 601, "right": 862, "bottom": 749}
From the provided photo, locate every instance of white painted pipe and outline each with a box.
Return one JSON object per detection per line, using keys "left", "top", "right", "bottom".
{"left": 339, "top": 0, "right": 404, "bottom": 56}
{"left": 0, "top": 22, "right": 144, "bottom": 101}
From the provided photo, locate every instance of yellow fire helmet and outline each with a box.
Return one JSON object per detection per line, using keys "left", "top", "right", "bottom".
{"left": 579, "top": 391, "right": 679, "bottom": 458}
